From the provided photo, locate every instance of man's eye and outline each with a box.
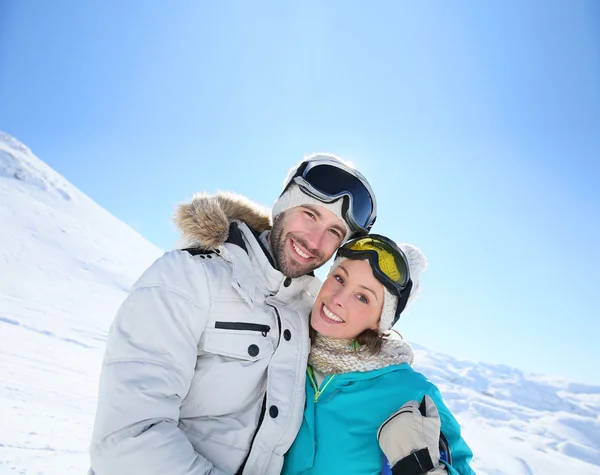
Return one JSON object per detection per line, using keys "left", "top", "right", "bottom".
{"left": 304, "top": 211, "right": 315, "bottom": 219}
{"left": 329, "top": 229, "right": 341, "bottom": 238}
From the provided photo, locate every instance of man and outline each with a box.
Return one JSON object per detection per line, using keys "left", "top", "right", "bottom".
{"left": 89, "top": 153, "right": 377, "bottom": 475}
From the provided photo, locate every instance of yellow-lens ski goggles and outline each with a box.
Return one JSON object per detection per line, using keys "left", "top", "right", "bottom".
{"left": 337, "top": 234, "right": 413, "bottom": 323}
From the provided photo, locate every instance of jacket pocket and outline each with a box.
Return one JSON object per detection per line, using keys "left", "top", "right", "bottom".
{"left": 215, "top": 321, "right": 271, "bottom": 336}
{"left": 201, "top": 327, "right": 274, "bottom": 361}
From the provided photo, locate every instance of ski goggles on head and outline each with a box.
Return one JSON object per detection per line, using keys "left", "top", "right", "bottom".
{"left": 290, "top": 160, "right": 377, "bottom": 235}
{"left": 337, "top": 234, "right": 413, "bottom": 324}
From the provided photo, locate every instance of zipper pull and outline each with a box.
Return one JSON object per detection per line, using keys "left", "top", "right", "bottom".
{"left": 313, "top": 375, "right": 336, "bottom": 403}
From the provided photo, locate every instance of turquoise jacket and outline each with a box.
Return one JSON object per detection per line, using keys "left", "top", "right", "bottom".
{"left": 282, "top": 363, "right": 475, "bottom": 475}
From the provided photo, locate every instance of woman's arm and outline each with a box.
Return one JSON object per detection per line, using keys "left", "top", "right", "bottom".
{"left": 427, "top": 385, "right": 476, "bottom": 475}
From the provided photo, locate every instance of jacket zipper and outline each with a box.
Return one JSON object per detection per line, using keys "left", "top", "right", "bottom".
{"left": 307, "top": 366, "right": 336, "bottom": 403}
{"left": 215, "top": 321, "right": 271, "bottom": 337}
{"left": 265, "top": 300, "right": 282, "bottom": 342}
{"left": 235, "top": 299, "right": 281, "bottom": 474}
{"left": 235, "top": 397, "right": 266, "bottom": 475}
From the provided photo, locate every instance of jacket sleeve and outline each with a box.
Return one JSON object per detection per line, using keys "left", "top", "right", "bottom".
{"left": 426, "top": 385, "right": 476, "bottom": 475}
{"left": 89, "top": 253, "right": 228, "bottom": 475}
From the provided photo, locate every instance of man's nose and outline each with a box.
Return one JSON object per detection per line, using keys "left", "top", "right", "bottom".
{"left": 303, "top": 225, "right": 326, "bottom": 251}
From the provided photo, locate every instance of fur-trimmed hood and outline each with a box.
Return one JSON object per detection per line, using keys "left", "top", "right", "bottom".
{"left": 174, "top": 191, "right": 272, "bottom": 250}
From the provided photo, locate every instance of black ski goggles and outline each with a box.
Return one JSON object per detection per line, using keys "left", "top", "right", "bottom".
{"left": 289, "top": 160, "right": 377, "bottom": 235}
{"left": 337, "top": 234, "right": 413, "bottom": 325}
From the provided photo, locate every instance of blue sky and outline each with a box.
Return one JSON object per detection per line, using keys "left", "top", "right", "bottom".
{"left": 1, "top": 1, "right": 599, "bottom": 384}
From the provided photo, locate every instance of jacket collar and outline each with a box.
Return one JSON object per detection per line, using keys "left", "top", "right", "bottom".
{"left": 174, "top": 191, "right": 271, "bottom": 250}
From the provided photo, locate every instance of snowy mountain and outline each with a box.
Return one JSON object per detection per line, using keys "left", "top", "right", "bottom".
{"left": 0, "top": 132, "right": 162, "bottom": 474}
{"left": 0, "top": 132, "right": 598, "bottom": 474}
{"left": 413, "top": 344, "right": 600, "bottom": 474}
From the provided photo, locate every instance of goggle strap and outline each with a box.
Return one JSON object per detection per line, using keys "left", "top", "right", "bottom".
{"left": 340, "top": 197, "right": 353, "bottom": 233}
{"left": 392, "top": 279, "right": 412, "bottom": 326}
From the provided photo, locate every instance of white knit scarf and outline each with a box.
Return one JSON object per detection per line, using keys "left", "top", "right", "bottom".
{"left": 308, "top": 332, "right": 415, "bottom": 374}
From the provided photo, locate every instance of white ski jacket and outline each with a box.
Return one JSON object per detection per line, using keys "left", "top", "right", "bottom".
{"left": 89, "top": 193, "right": 320, "bottom": 475}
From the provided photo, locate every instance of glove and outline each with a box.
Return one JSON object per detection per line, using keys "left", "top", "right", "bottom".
{"left": 378, "top": 395, "right": 447, "bottom": 474}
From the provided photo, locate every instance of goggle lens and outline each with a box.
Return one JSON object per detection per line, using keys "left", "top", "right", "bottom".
{"left": 302, "top": 164, "right": 375, "bottom": 230}
{"left": 346, "top": 237, "right": 408, "bottom": 285}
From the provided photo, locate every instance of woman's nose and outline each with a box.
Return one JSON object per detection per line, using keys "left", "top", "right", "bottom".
{"left": 330, "top": 288, "right": 350, "bottom": 308}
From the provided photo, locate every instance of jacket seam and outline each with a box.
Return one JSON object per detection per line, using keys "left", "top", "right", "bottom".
{"left": 95, "top": 417, "right": 178, "bottom": 451}
{"left": 132, "top": 282, "right": 213, "bottom": 348}
{"left": 179, "top": 424, "right": 252, "bottom": 451}
{"left": 102, "top": 357, "right": 189, "bottom": 380}
{"left": 131, "top": 283, "right": 211, "bottom": 312}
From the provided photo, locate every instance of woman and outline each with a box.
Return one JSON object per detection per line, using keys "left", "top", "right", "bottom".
{"left": 282, "top": 235, "right": 475, "bottom": 475}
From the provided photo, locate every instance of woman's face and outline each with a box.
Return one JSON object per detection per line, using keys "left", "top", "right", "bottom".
{"left": 311, "top": 259, "right": 384, "bottom": 340}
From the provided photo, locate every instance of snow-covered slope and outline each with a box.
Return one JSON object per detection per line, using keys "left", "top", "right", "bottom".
{"left": 0, "top": 132, "right": 162, "bottom": 474}
{"left": 0, "top": 132, "right": 598, "bottom": 474}
{"left": 413, "top": 344, "right": 600, "bottom": 474}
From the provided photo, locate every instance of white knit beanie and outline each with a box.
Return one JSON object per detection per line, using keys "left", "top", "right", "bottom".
{"left": 326, "top": 242, "right": 428, "bottom": 331}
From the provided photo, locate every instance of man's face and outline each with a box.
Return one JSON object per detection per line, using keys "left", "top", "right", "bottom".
{"left": 270, "top": 205, "right": 347, "bottom": 278}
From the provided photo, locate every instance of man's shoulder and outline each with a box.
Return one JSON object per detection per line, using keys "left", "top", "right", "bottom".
{"left": 156, "top": 247, "right": 227, "bottom": 266}
{"left": 134, "top": 249, "right": 232, "bottom": 292}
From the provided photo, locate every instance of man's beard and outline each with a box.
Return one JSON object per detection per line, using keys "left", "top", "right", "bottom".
{"left": 270, "top": 215, "right": 325, "bottom": 278}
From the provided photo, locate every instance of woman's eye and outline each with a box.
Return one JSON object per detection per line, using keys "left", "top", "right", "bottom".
{"left": 304, "top": 211, "right": 315, "bottom": 219}
{"left": 357, "top": 294, "right": 369, "bottom": 304}
{"left": 334, "top": 274, "right": 344, "bottom": 284}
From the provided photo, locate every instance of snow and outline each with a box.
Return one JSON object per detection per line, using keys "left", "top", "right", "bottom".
{"left": 0, "top": 131, "right": 599, "bottom": 474}
{"left": 412, "top": 344, "right": 600, "bottom": 473}
{"left": 0, "top": 132, "right": 162, "bottom": 474}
